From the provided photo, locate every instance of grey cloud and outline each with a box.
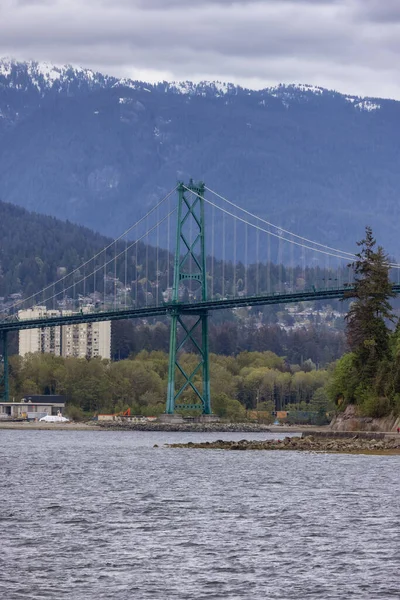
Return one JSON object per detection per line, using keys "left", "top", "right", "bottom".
{"left": 15, "top": 0, "right": 55, "bottom": 5}
{"left": 1, "top": 0, "right": 400, "bottom": 99}
{"left": 355, "top": 0, "right": 400, "bottom": 23}
{"left": 0, "top": 2, "right": 351, "bottom": 58}
{"left": 132, "top": 0, "right": 339, "bottom": 6}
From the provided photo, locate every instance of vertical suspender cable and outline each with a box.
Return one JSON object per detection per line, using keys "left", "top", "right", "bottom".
{"left": 245, "top": 224, "right": 248, "bottom": 295}
{"left": 135, "top": 240, "right": 138, "bottom": 307}
{"left": 267, "top": 230, "right": 271, "bottom": 294}
{"left": 222, "top": 209, "right": 225, "bottom": 299}
{"left": 93, "top": 256, "right": 96, "bottom": 306}
{"left": 103, "top": 248, "right": 107, "bottom": 309}
{"left": 145, "top": 214, "right": 149, "bottom": 307}
{"left": 233, "top": 217, "right": 237, "bottom": 297}
{"left": 73, "top": 273, "right": 76, "bottom": 311}
{"left": 327, "top": 255, "right": 330, "bottom": 289}
{"left": 167, "top": 195, "right": 170, "bottom": 295}
{"left": 324, "top": 246, "right": 328, "bottom": 289}
{"left": 124, "top": 235, "right": 128, "bottom": 309}
{"left": 290, "top": 235, "right": 294, "bottom": 292}
{"left": 189, "top": 190, "right": 193, "bottom": 300}
{"left": 256, "top": 228, "right": 259, "bottom": 296}
{"left": 156, "top": 204, "right": 159, "bottom": 307}
{"left": 114, "top": 240, "right": 117, "bottom": 310}
{"left": 313, "top": 250, "right": 317, "bottom": 290}
{"left": 278, "top": 233, "right": 282, "bottom": 293}
{"left": 211, "top": 203, "right": 215, "bottom": 299}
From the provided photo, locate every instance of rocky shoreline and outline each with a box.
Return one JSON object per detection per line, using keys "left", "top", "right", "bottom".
{"left": 97, "top": 421, "right": 274, "bottom": 433}
{"left": 168, "top": 434, "right": 400, "bottom": 454}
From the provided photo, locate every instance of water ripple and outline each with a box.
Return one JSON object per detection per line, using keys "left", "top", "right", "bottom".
{"left": 0, "top": 430, "right": 399, "bottom": 599}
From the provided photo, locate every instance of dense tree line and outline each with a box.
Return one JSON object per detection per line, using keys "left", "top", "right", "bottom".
{"left": 5, "top": 350, "right": 331, "bottom": 422}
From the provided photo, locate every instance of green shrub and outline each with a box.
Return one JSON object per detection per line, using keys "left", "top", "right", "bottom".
{"left": 357, "top": 388, "right": 391, "bottom": 418}
{"left": 65, "top": 404, "right": 85, "bottom": 421}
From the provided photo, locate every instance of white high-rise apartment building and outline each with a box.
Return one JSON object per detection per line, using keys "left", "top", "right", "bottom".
{"left": 62, "top": 319, "right": 111, "bottom": 359}
{"left": 18, "top": 306, "right": 61, "bottom": 356}
{"left": 18, "top": 306, "right": 111, "bottom": 359}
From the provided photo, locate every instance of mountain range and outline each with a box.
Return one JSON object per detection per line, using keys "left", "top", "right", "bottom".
{"left": 1, "top": 58, "right": 400, "bottom": 259}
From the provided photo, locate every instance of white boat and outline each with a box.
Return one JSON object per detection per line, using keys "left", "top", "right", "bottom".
{"left": 39, "top": 415, "right": 69, "bottom": 423}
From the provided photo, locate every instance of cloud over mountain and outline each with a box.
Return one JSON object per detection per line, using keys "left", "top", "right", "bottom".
{"left": 1, "top": 0, "right": 400, "bottom": 98}
{"left": 1, "top": 57, "right": 400, "bottom": 260}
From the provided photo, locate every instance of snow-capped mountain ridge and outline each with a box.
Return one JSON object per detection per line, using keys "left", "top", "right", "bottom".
{"left": 0, "top": 57, "right": 383, "bottom": 111}
{"left": 1, "top": 58, "right": 400, "bottom": 258}
{"left": 0, "top": 58, "right": 115, "bottom": 95}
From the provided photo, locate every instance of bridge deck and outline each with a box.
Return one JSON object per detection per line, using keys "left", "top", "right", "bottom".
{"left": 1, "top": 285, "right": 399, "bottom": 333}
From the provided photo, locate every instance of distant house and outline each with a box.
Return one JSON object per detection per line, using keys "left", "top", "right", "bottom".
{"left": 0, "top": 395, "right": 66, "bottom": 421}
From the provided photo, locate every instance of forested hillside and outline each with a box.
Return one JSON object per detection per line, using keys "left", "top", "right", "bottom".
{"left": 0, "top": 200, "right": 115, "bottom": 298}
{"left": 2, "top": 59, "right": 400, "bottom": 258}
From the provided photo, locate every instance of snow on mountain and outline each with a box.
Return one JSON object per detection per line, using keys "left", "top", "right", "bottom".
{"left": 0, "top": 57, "right": 13, "bottom": 77}
{"left": 0, "top": 58, "right": 116, "bottom": 95}
{"left": 346, "top": 98, "right": 381, "bottom": 112}
{"left": 168, "top": 80, "right": 239, "bottom": 96}
{"left": 0, "top": 57, "right": 399, "bottom": 258}
{"left": 0, "top": 57, "right": 384, "bottom": 115}
{"left": 268, "top": 83, "right": 325, "bottom": 97}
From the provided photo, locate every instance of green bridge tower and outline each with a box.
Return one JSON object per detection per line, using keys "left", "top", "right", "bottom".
{"left": 166, "top": 181, "right": 212, "bottom": 415}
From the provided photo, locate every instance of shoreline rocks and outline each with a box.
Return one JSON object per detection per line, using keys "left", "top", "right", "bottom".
{"left": 167, "top": 434, "right": 400, "bottom": 454}
{"left": 96, "top": 421, "right": 273, "bottom": 433}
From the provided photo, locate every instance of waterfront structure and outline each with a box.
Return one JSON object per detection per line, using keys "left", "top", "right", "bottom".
{"left": 0, "top": 395, "right": 66, "bottom": 420}
{"left": 18, "top": 306, "right": 111, "bottom": 359}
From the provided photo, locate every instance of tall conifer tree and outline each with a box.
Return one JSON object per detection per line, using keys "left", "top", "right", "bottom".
{"left": 345, "top": 226, "right": 395, "bottom": 380}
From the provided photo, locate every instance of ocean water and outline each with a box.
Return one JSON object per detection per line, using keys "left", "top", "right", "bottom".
{"left": 0, "top": 430, "right": 399, "bottom": 600}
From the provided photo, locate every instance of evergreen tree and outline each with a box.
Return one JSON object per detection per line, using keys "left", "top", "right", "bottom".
{"left": 345, "top": 226, "right": 395, "bottom": 381}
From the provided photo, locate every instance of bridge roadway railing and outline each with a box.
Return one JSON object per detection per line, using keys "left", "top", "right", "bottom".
{"left": 1, "top": 285, "right": 400, "bottom": 333}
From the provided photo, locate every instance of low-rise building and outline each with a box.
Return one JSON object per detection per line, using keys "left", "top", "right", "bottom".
{"left": 0, "top": 395, "right": 66, "bottom": 420}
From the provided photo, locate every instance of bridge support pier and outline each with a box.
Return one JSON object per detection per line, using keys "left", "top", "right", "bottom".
{"left": 166, "top": 181, "right": 211, "bottom": 415}
{"left": 0, "top": 330, "right": 9, "bottom": 402}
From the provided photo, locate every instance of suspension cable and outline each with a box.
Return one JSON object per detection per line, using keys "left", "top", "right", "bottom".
{"left": 14, "top": 208, "right": 177, "bottom": 317}
{"left": 185, "top": 184, "right": 400, "bottom": 268}
{"left": 202, "top": 197, "right": 352, "bottom": 261}
{"left": 7, "top": 186, "right": 177, "bottom": 314}
{"left": 205, "top": 186, "right": 355, "bottom": 257}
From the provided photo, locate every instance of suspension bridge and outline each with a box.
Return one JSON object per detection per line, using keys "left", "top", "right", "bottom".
{"left": 1, "top": 180, "right": 399, "bottom": 413}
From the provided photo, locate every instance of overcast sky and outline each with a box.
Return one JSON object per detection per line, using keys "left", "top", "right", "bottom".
{"left": 1, "top": 0, "right": 400, "bottom": 99}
